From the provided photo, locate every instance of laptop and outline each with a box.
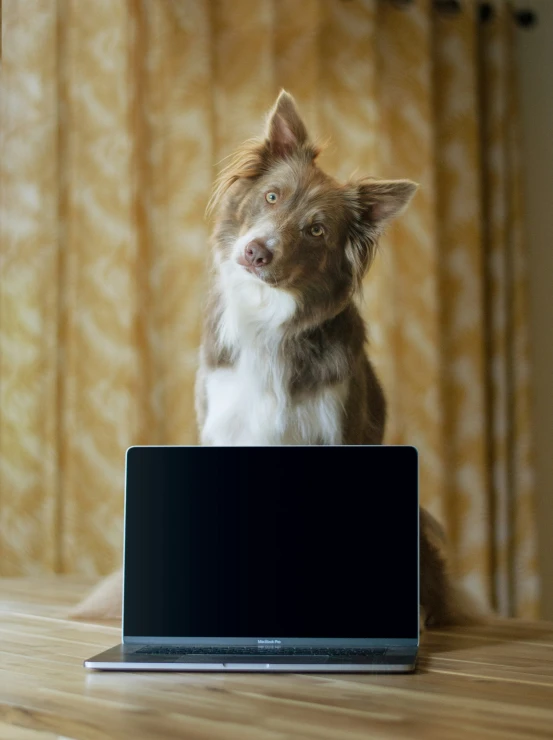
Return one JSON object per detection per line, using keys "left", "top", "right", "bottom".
{"left": 85, "top": 445, "right": 419, "bottom": 672}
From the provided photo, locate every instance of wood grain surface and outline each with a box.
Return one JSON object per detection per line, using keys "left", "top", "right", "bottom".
{"left": 1, "top": 577, "right": 552, "bottom": 739}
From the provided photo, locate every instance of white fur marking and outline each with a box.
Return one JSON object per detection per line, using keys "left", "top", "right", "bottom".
{"left": 218, "top": 260, "right": 296, "bottom": 347}
{"left": 202, "top": 360, "right": 348, "bottom": 446}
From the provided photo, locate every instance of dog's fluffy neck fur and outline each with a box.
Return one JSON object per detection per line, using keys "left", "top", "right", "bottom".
{"left": 200, "top": 264, "right": 354, "bottom": 446}
{"left": 216, "top": 257, "right": 297, "bottom": 350}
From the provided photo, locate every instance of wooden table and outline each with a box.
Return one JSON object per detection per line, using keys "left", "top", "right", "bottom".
{"left": 1, "top": 578, "right": 553, "bottom": 740}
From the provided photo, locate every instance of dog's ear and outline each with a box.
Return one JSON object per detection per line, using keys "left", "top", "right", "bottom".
{"left": 265, "top": 90, "right": 310, "bottom": 158}
{"left": 345, "top": 178, "right": 418, "bottom": 287}
{"left": 207, "top": 91, "right": 314, "bottom": 216}
{"left": 355, "top": 178, "right": 419, "bottom": 228}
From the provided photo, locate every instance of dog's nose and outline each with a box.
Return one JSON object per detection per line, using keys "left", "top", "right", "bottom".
{"left": 244, "top": 240, "right": 273, "bottom": 267}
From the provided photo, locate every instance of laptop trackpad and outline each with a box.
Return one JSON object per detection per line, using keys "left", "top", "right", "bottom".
{"left": 221, "top": 655, "right": 329, "bottom": 665}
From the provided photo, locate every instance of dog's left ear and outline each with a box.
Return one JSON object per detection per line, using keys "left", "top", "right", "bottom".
{"left": 346, "top": 178, "right": 418, "bottom": 286}
{"left": 265, "top": 90, "right": 310, "bottom": 158}
{"left": 354, "top": 178, "right": 419, "bottom": 228}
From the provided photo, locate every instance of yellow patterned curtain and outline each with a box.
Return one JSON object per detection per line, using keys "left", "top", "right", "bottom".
{"left": 0, "top": 0, "right": 539, "bottom": 617}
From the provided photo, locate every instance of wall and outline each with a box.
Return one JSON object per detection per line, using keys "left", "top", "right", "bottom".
{"left": 515, "top": 0, "right": 553, "bottom": 620}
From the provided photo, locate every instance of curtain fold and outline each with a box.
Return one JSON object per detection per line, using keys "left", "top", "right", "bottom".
{"left": 0, "top": 0, "right": 539, "bottom": 616}
{"left": 478, "top": 1, "right": 537, "bottom": 616}
{"left": 434, "top": 0, "right": 491, "bottom": 611}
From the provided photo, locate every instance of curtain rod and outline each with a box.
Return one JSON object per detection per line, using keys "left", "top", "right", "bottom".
{"left": 388, "top": 1, "right": 538, "bottom": 28}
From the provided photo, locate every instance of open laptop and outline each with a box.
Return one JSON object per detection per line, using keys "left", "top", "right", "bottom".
{"left": 85, "top": 445, "right": 419, "bottom": 672}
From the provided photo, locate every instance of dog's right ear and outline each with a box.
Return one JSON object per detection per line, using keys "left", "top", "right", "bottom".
{"left": 265, "top": 90, "right": 310, "bottom": 158}
{"left": 206, "top": 91, "right": 312, "bottom": 217}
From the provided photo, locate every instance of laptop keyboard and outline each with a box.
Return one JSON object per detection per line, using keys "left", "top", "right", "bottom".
{"left": 134, "top": 645, "right": 387, "bottom": 657}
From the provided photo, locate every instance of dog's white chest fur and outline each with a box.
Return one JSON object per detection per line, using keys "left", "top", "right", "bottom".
{"left": 201, "top": 266, "right": 348, "bottom": 446}
{"left": 202, "top": 361, "right": 347, "bottom": 446}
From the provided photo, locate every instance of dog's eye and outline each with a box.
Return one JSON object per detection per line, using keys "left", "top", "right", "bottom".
{"left": 310, "top": 224, "right": 324, "bottom": 237}
{"left": 265, "top": 192, "right": 278, "bottom": 204}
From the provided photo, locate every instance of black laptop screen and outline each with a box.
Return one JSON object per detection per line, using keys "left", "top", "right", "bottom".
{"left": 123, "top": 446, "right": 418, "bottom": 640}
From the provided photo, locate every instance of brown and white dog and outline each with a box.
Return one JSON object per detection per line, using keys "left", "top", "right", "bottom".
{"left": 72, "top": 91, "right": 485, "bottom": 627}
{"left": 196, "top": 93, "right": 399, "bottom": 447}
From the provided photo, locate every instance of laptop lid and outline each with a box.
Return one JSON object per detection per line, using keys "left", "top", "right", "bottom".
{"left": 122, "top": 445, "right": 419, "bottom": 648}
